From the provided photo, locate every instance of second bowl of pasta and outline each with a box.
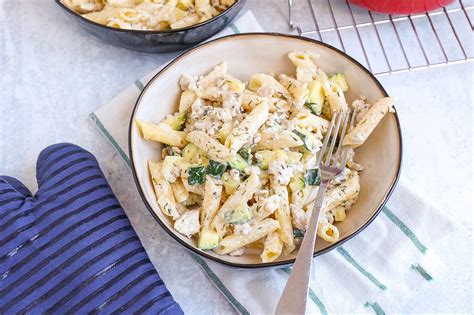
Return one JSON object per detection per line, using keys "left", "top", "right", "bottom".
{"left": 56, "top": 0, "right": 246, "bottom": 53}
{"left": 129, "top": 33, "right": 402, "bottom": 267}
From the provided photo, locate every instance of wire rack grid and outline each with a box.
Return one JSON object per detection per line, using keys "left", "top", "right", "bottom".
{"left": 288, "top": 0, "right": 473, "bottom": 76}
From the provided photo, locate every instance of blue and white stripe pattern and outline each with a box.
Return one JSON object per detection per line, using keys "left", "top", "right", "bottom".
{"left": 0, "top": 143, "right": 183, "bottom": 314}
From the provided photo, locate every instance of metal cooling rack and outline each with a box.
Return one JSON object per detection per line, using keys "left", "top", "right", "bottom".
{"left": 288, "top": 0, "right": 473, "bottom": 76}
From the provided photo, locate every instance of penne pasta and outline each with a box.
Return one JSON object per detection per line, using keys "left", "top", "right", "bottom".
{"left": 179, "top": 89, "right": 197, "bottom": 113}
{"left": 252, "top": 194, "right": 281, "bottom": 222}
{"left": 211, "top": 172, "right": 259, "bottom": 238}
{"left": 136, "top": 119, "right": 187, "bottom": 148}
{"left": 215, "top": 218, "right": 280, "bottom": 255}
{"left": 195, "top": 0, "right": 212, "bottom": 19}
{"left": 225, "top": 101, "right": 269, "bottom": 152}
{"left": 278, "top": 74, "right": 308, "bottom": 104}
{"left": 248, "top": 74, "right": 289, "bottom": 98}
{"left": 321, "top": 172, "right": 360, "bottom": 212}
{"left": 343, "top": 97, "right": 396, "bottom": 148}
{"left": 241, "top": 90, "right": 270, "bottom": 111}
{"left": 317, "top": 222, "right": 340, "bottom": 243}
{"left": 198, "top": 176, "right": 223, "bottom": 249}
{"left": 291, "top": 108, "right": 329, "bottom": 134}
{"left": 149, "top": 161, "right": 180, "bottom": 220}
{"left": 200, "top": 176, "right": 223, "bottom": 228}
{"left": 198, "top": 62, "right": 227, "bottom": 89}
{"left": 187, "top": 130, "right": 234, "bottom": 162}
{"left": 255, "top": 130, "right": 304, "bottom": 151}
{"left": 271, "top": 182, "right": 295, "bottom": 253}
{"left": 322, "top": 80, "right": 348, "bottom": 113}
{"left": 261, "top": 231, "right": 284, "bottom": 263}
{"left": 288, "top": 51, "right": 324, "bottom": 83}
{"left": 82, "top": 6, "right": 121, "bottom": 24}
{"left": 171, "top": 180, "right": 189, "bottom": 203}
{"left": 304, "top": 171, "right": 360, "bottom": 212}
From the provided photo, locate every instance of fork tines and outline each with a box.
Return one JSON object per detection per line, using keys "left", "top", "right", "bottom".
{"left": 316, "top": 110, "right": 355, "bottom": 170}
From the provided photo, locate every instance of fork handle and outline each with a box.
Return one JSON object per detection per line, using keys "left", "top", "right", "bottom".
{"left": 275, "top": 182, "right": 328, "bottom": 315}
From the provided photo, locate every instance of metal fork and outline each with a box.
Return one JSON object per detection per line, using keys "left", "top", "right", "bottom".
{"left": 276, "top": 110, "right": 354, "bottom": 315}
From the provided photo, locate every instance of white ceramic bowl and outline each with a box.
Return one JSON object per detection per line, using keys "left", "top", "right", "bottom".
{"left": 129, "top": 33, "right": 402, "bottom": 268}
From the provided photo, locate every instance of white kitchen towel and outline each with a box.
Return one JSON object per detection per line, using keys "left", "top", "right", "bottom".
{"left": 91, "top": 11, "right": 458, "bottom": 314}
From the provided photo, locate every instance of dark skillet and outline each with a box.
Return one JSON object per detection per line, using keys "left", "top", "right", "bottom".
{"left": 55, "top": 0, "right": 247, "bottom": 53}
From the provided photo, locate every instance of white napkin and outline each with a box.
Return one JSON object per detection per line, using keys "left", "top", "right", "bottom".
{"left": 91, "top": 11, "right": 458, "bottom": 314}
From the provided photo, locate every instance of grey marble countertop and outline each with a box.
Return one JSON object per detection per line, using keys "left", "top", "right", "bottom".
{"left": 0, "top": 0, "right": 472, "bottom": 314}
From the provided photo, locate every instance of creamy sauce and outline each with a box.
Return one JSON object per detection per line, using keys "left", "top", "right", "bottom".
{"left": 268, "top": 160, "right": 303, "bottom": 186}
{"left": 234, "top": 223, "right": 251, "bottom": 235}
{"left": 174, "top": 210, "right": 200, "bottom": 237}
{"left": 264, "top": 194, "right": 281, "bottom": 214}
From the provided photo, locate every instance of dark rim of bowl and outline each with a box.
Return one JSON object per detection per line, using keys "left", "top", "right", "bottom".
{"left": 128, "top": 32, "right": 403, "bottom": 269}
{"left": 55, "top": 0, "right": 243, "bottom": 34}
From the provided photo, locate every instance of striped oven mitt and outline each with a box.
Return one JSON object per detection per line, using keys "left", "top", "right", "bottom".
{"left": 0, "top": 143, "right": 183, "bottom": 314}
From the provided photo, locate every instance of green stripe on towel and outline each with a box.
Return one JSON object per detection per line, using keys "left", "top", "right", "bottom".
{"left": 134, "top": 79, "right": 145, "bottom": 91}
{"left": 191, "top": 253, "right": 250, "bottom": 315}
{"left": 364, "top": 302, "right": 385, "bottom": 315}
{"left": 280, "top": 267, "right": 328, "bottom": 315}
{"left": 411, "top": 264, "right": 433, "bottom": 281}
{"left": 308, "top": 289, "right": 328, "bottom": 315}
{"left": 90, "top": 113, "right": 131, "bottom": 167}
{"left": 91, "top": 113, "right": 249, "bottom": 314}
{"left": 382, "top": 206, "right": 428, "bottom": 254}
{"left": 229, "top": 23, "right": 240, "bottom": 34}
{"left": 336, "top": 247, "right": 387, "bottom": 290}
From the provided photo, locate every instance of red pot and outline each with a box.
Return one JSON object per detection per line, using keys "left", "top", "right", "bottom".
{"left": 348, "top": 0, "right": 455, "bottom": 15}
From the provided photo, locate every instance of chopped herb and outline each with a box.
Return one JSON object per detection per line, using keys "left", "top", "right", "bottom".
{"left": 304, "top": 102, "right": 322, "bottom": 116}
{"left": 304, "top": 169, "right": 321, "bottom": 186}
{"left": 293, "top": 129, "right": 315, "bottom": 151}
{"left": 205, "top": 160, "right": 227, "bottom": 179}
{"left": 165, "top": 145, "right": 180, "bottom": 156}
{"left": 293, "top": 228, "right": 305, "bottom": 238}
{"left": 238, "top": 147, "right": 253, "bottom": 165}
{"left": 293, "top": 130, "right": 306, "bottom": 142}
{"left": 187, "top": 166, "right": 206, "bottom": 185}
{"left": 239, "top": 172, "right": 249, "bottom": 181}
